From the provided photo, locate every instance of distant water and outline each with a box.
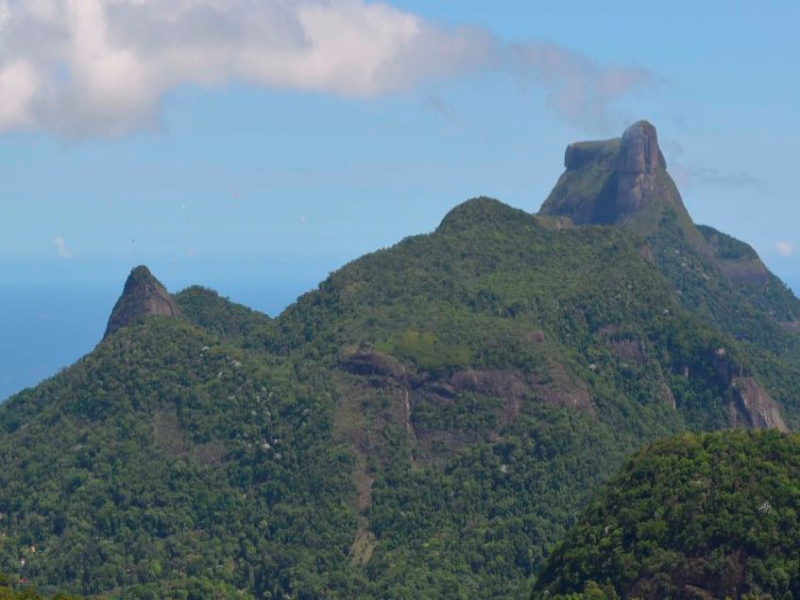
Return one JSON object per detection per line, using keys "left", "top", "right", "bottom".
{"left": 3, "top": 277, "right": 799, "bottom": 404}
{"left": 0, "top": 280, "right": 313, "bottom": 403}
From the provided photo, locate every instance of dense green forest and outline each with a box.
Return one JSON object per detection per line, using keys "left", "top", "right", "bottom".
{"left": 2, "top": 122, "right": 799, "bottom": 597}
{"left": 0, "top": 572, "right": 79, "bottom": 599}
{"left": 534, "top": 430, "right": 800, "bottom": 599}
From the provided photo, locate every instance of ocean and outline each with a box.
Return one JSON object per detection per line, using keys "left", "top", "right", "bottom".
{"left": 2, "top": 277, "right": 799, "bottom": 404}
{"left": 0, "top": 280, "right": 314, "bottom": 402}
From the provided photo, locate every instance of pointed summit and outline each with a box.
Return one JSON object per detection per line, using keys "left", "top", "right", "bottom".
{"left": 104, "top": 265, "right": 179, "bottom": 340}
{"left": 540, "top": 120, "right": 685, "bottom": 231}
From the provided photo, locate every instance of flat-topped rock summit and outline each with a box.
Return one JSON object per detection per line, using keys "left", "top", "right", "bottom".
{"left": 541, "top": 120, "right": 684, "bottom": 228}
{"left": 541, "top": 119, "right": 800, "bottom": 341}
{"left": 104, "top": 265, "right": 179, "bottom": 340}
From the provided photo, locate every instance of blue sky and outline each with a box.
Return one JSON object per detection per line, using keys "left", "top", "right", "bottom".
{"left": 1, "top": 0, "right": 799, "bottom": 295}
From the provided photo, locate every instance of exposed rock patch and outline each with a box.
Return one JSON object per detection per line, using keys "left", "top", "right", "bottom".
{"left": 661, "top": 382, "right": 677, "bottom": 410}
{"left": 339, "top": 344, "right": 407, "bottom": 380}
{"left": 628, "top": 552, "right": 747, "bottom": 600}
{"left": 782, "top": 321, "right": 800, "bottom": 334}
{"left": 448, "top": 365, "right": 593, "bottom": 414}
{"left": 530, "top": 364, "right": 593, "bottom": 411}
{"left": 564, "top": 138, "right": 619, "bottom": 170}
{"left": 618, "top": 120, "right": 665, "bottom": 175}
{"left": 616, "top": 121, "right": 669, "bottom": 216}
{"left": 540, "top": 120, "right": 686, "bottom": 228}
{"left": 719, "top": 259, "right": 770, "bottom": 286}
{"left": 606, "top": 337, "right": 647, "bottom": 366}
{"left": 528, "top": 330, "right": 546, "bottom": 343}
{"left": 104, "top": 265, "right": 179, "bottom": 340}
{"left": 707, "top": 349, "right": 787, "bottom": 431}
{"left": 730, "top": 377, "right": 788, "bottom": 431}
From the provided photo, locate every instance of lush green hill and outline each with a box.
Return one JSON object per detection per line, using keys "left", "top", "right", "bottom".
{"left": 174, "top": 286, "right": 274, "bottom": 347}
{"left": 533, "top": 430, "right": 800, "bottom": 599}
{"left": 1, "top": 122, "right": 799, "bottom": 598}
{"left": 0, "top": 318, "right": 357, "bottom": 598}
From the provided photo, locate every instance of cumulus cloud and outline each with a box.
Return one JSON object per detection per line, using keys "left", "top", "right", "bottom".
{"left": 0, "top": 0, "right": 654, "bottom": 136}
{"left": 776, "top": 241, "right": 794, "bottom": 258}
{"left": 52, "top": 235, "right": 72, "bottom": 258}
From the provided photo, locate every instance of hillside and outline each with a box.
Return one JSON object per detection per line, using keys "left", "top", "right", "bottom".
{"left": 1, "top": 122, "right": 799, "bottom": 598}
{"left": 540, "top": 121, "right": 800, "bottom": 356}
{"left": 533, "top": 430, "right": 800, "bottom": 599}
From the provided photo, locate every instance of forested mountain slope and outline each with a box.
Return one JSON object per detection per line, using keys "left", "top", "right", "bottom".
{"left": 540, "top": 121, "right": 800, "bottom": 356}
{"left": 1, "top": 122, "right": 799, "bottom": 598}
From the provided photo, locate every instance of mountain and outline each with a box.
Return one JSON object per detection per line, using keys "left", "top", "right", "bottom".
{"left": 1, "top": 122, "right": 799, "bottom": 598}
{"left": 540, "top": 120, "right": 679, "bottom": 230}
{"left": 533, "top": 430, "right": 800, "bottom": 599}
{"left": 540, "top": 121, "right": 800, "bottom": 355}
{"left": 104, "top": 266, "right": 179, "bottom": 340}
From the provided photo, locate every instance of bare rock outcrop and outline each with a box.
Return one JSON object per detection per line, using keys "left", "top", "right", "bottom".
{"left": 616, "top": 121, "right": 669, "bottom": 216}
{"left": 730, "top": 377, "right": 788, "bottom": 431}
{"left": 541, "top": 120, "right": 686, "bottom": 228}
{"left": 339, "top": 344, "right": 407, "bottom": 380}
{"left": 449, "top": 364, "right": 593, "bottom": 416}
{"left": 708, "top": 348, "right": 788, "bottom": 431}
{"left": 104, "top": 266, "right": 179, "bottom": 340}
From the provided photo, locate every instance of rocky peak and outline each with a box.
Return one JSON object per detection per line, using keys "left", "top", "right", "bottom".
{"left": 564, "top": 138, "right": 619, "bottom": 171}
{"left": 618, "top": 120, "right": 666, "bottom": 175}
{"left": 540, "top": 119, "right": 685, "bottom": 229}
{"left": 615, "top": 121, "right": 670, "bottom": 216}
{"left": 104, "top": 266, "right": 179, "bottom": 340}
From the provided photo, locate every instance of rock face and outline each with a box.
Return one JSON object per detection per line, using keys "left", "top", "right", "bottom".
{"left": 708, "top": 348, "right": 788, "bottom": 432}
{"left": 618, "top": 120, "right": 664, "bottom": 175}
{"left": 339, "top": 344, "right": 407, "bottom": 380}
{"left": 448, "top": 365, "right": 593, "bottom": 413}
{"left": 564, "top": 139, "right": 618, "bottom": 170}
{"left": 540, "top": 120, "right": 685, "bottom": 227}
{"left": 616, "top": 121, "right": 668, "bottom": 216}
{"left": 104, "top": 266, "right": 179, "bottom": 340}
{"left": 731, "top": 377, "right": 788, "bottom": 431}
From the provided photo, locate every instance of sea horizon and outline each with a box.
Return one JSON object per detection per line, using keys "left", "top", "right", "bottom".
{"left": 0, "top": 278, "right": 319, "bottom": 402}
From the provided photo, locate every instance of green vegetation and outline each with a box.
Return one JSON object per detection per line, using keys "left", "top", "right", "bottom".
{"left": 0, "top": 572, "right": 81, "bottom": 599}
{"left": 697, "top": 224, "right": 759, "bottom": 261}
{"left": 534, "top": 430, "right": 800, "bottom": 599}
{"left": 1, "top": 179, "right": 799, "bottom": 596}
{"left": 174, "top": 286, "right": 273, "bottom": 346}
{"left": 539, "top": 139, "right": 620, "bottom": 225}
{"left": 0, "top": 319, "right": 356, "bottom": 598}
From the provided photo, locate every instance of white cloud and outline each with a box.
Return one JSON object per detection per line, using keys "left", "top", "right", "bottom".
{"left": 508, "top": 40, "right": 654, "bottom": 132}
{"left": 52, "top": 235, "right": 72, "bottom": 258}
{"left": 0, "top": 0, "right": 654, "bottom": 136}
{"left": 776, "top": 241, "right": 794, "bottom": 257}
{"left": 0, "top": 60, "right": 38, "bottom": 129}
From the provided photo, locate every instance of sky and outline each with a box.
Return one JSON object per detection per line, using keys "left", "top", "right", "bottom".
{"left": 1, "top": 0, "right": 799, "bottom": 297}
